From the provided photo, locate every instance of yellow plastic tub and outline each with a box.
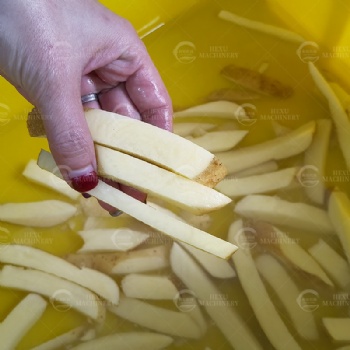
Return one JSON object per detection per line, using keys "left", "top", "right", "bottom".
{"left": 0, "top": 0, "right": 349, "bottom": 349}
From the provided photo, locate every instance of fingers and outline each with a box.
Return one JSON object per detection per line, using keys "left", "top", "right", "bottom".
{"left": 39, "top": 75, "right": 98, "bottom": 193}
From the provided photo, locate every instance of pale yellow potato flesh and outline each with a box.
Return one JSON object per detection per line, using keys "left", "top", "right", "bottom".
{"left": 308, "top": 239, "right": 350, "bottom": 289}
{"left": 0, "top": 265, "right": 105, "bottom": 321}
{"left": 23, "top": 159, "right": 80, "bottom": 200}
{"left": 173, "top": 101, "right": 243, "bottom": 119}
{"left": 173, "top": 122, "right": 215, "bottom": 137}
{"left": 303, "top": 119, "right": 332, "bottom": 205}
{"left": 70, "top": 332, "right": 173, "bottom": 350}
{"left": 121, "top": 274, "right": 178, "bottom": 300}
{"left": 186, "top": 130, "right": 248, "bottom": 152}
{"left": 31, "top": 326, "right": 86, "bottom": 350}
{"left": 170, "top": 243, "right": 263, "bottom": 350}
{"left": 218, "top": 10, "right": 305, "bottom": 43}
{"left": 232, "top": 160, "right": 278, "bottom": 178}
{"left": 0, "top": 244, "right": 119, "bottom": 304}
{"left": 309, "top": 63, "right": 350, "bottom": 170}
{"left": 0, "top": 200, "right": 77, "bottom": 227}
{"left": 0, "top": 294, "right": 47, "bottom": 350}
{"left": 77, "top": 228, "right": 149, "bottom": 253}
{"left": 109, "top": 296, "right": 202, "bottom": 339}
{"left": 322, "top": 318, "right": 350, "bottom": 341}
{"left": 328, "top": 190, "right": 350, "bottom": 263}
{"left": 228, "top": 220, "right": 302, "bottom": 350}
{"left": 216, "top": 121, "right": 315, "bottom": 174}
{"left": 216, "top": 167, "right": 297, "bottom": 197}
{"left": 235, "top": 195, "right": 333, "bottom": 234}
{"left": 96, "top": 144, "right": 231, "bottom": 214}
{"left": 256, "top": 254, "right": 319, "bottom": 340}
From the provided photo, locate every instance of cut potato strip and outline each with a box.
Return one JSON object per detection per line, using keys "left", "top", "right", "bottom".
{"left": 31, "top": 326, "right": 86, "bottom": 350}
{"left": 235, "top": 195, "right": 333, "bottom": 234}
{"left": 173, "top": 101, "right": 243, "bottom": 119}
{"left": 250, "top": 222, "right": 334, "bottom": 287}
{"left": 180, "top": 242, "right": 236, "bottom": 278}
{"left": 228, "top": 220, "right": 302, "bottom": 350}
{"left": 170, "top": 243, "right": 263, "bottom": 350}
{"left": 88, "top": 181, "right": 237, "bottom": 259}
{"left": 178, "top": 211, "right": 212, "bottom": 231}
{"left": 23, "top": 159, "right": 79, "bottom": 200}
{"left": 221, "top": 64, "right": 293, "bottom": 98}
{"left": 186, "top": 130, "right": 248, "bottom": 152}
{"left": 309, "top": 63, "right": 350, "bottom": 169}
{"left": 303, "top": 119, "right": 332, "bottom": 205}
{"left": 206, "top": 88, "right": 260, "bottom": 102}
{"left": 216, "top": 167, "right": 297, "bottom": 197}
{"left": 271, "top": 121, "right": 291, "bottom": 136}
{"left": 109, "top": 296, "right": 202, "bottom": 339}
{"left": 38, "top": 153, "right": 236, "bottom": 259}
{"left": 95, "top": 145, "right": 231, "bottom": 214}
{"left": 233, "top": 160, "right": 278, "bottom": 178}
{"left": 328, "top": 190, "right": 350, "bottom": 263}
{"left": 70, "top": 332, "right": 173, "bottom": 350}
{"left": 309, "top": 240, "right": 350, "bottom": 289}
{"left": 322, "top": 318, "right": 350, "bottom": 341}
{"left": 121, "top": 274, "right": 178, "bottom": 300}
{"left": 256, "top": 254, "right": 319, "bottom": 340}
{"left": 216, "top": 121, "right": 315, "bottom": 174}
{"left": 29, "top": 108, "right": 227, "bottom": 187}
{"left": 218, "top": 10, "right": 305, "bottom": 43}
{"left": 66, "top": 245, "right": 170, "bottom": 275}
{"left": 0, "top": 265, "right": 105, "bottom": 321}
{"left": 173, "top": 123, "right": 215, "bottom": 137}
{"left": 77, "top": 228, "right": 149, "bottom": 253}
{"left": 0, "top": 294, "right": 47, "bottom": 350}
{"left": 0, "top": 200, "right": 77, "bottom": 227}
{"left": 329, "top": 82, "right": 350, "bottom": 111}
{"left": 0, "top": 244, "right": 119, "bottom": 304}
{"left": 79, "top": 197, "right": 110, "bottom": 217}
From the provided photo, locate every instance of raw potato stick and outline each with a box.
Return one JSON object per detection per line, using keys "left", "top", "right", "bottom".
{"left": 232, "top": 160, "right": 278, "bottom": 178}
{"left": 170, "top": 243, "right": 263, "bottom": 350}
{"left": 173, "top": 101, "right": 243, "bottom": 119}
{"left": 322, "top": 318, "right": 350, "bottom": 341}
{"left": 31, "top": 326, "right": 86, "bottom": 350}
{"left": 228, "top": 220, "right": 302, "bottom": 350}
{"left": 23, "top": 159, "right": 80, "bottom": 200}
{"left": 70, "top": 332, "right": 173, "bottom": 350}
{"left": 0, "top": 265, "right": 105, "bottom": 321}
{"left": 0, "top": 294, "right": 47, "bottom": 350}
{"left": 0, "top": 200, "right": 77, "bottom": 227}
{"left": 221, "top": 64, "right": 293, "bottom": 98}
{"left": 218, "top": 10, "right": 305, "bottom": 43}
{"left": 109, "top": 296, "right": 202, "bottom": 339}
{"left": 309, "top": 63, "right": 350, "bottom": 170}
{"left": 303, "top": 119, "right": 332, "bottom": 204}
{"left": 256, "top": 254, "right": 319, "bottom": 340}
{"left": 95, "top": 145, "right": 231, "bottom": 214}
{"left": 216, "top": 121, "right": 315, "bottom": 174}
{"left": 235, "top": 195, "right": 333, "bottom": 234}
{"left": 216, "top": 167, "right": 297, "bottom": 197}
{"left": 173, "top": 123, "right": 215, "bottom": 137}
{"left": 308, "top": 239, "right": 350, "bottom": 289}
{"left": 0, "top": 244, "right": 119, "bottom": 304}
{"left": 28, "top": 108, "right": 227, "bottom": 187}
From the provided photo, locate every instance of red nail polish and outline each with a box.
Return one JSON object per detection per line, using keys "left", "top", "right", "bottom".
{"left": 71, "top": 171, "right": 98, "bottom": 192}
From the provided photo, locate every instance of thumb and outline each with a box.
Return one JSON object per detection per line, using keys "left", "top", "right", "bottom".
{"left": 38, "top": 80, "right": 98, "bottom": 193}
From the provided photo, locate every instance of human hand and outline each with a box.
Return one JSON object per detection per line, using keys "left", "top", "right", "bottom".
{"left": 0, "top": 0, "right": 172, "bottom": 209}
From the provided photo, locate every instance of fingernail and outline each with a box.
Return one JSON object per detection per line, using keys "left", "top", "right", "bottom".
{"left": 82, "top": 193, "right": 91, "bottom": 199}
{"left": 69, "top": 165, "right": 98, "bottom": 193}
{"left": 109, "top": 210, "right": 123, "bottom": 217}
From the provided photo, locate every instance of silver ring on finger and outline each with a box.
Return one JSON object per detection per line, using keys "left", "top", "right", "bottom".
{"left": 81, "top": 93, "right": 99, "bottom": 104}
